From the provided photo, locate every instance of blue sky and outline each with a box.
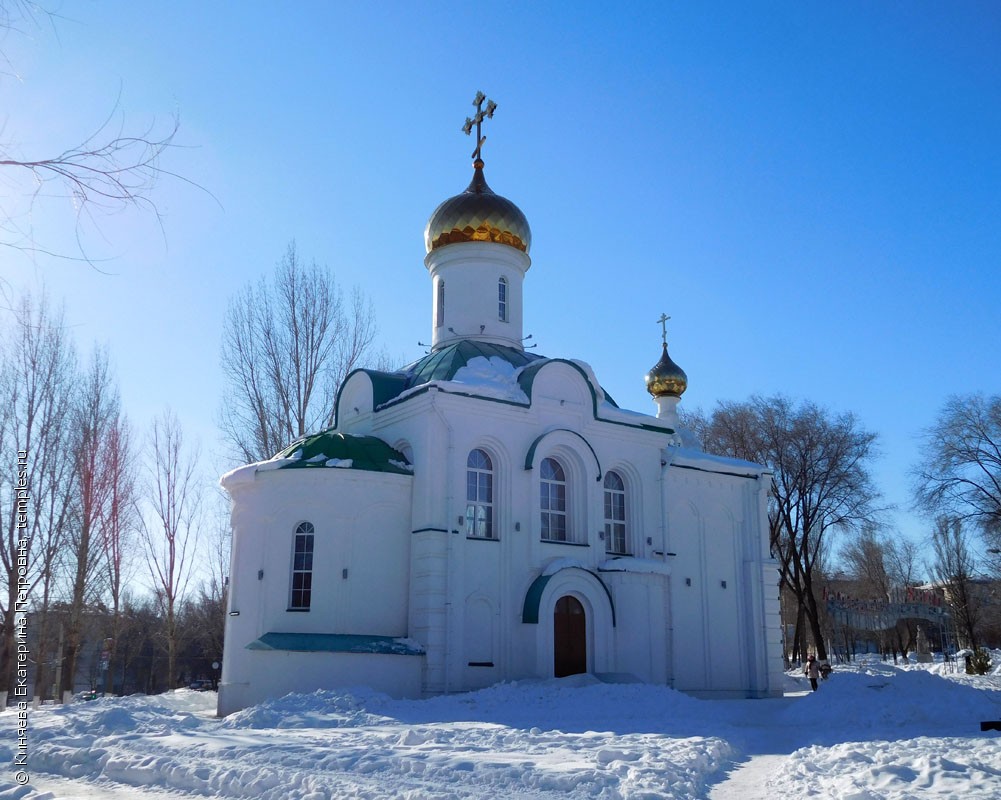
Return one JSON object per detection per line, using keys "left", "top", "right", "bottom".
{"left": 3, "top": 2, "right": 1000, "bottom": 559}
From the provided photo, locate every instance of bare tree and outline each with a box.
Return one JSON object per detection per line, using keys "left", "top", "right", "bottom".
{"left": 886, "top": 538, "right": 922, "bottom": 588}
{"left": 839, "top": 528, "right": 924, "bottom": 658}
{"left": 914, "top": 394, "right": 1001, "bottom": 550}
{"left": 29, "top": 435, "right": 75, "bottom": 703}
{"left": 219, "top": 241, "right": 385, "bottom": 463}
{"left": 688, "top": 396, "right": 882, "bottom": 661}
{"left": 0, "top": 288, "right": 76, "bottom": 699}
{"left": 100, "top": 415, "right": 138, "bottom": 694}
{"left": 840, "top": 527, "right": 893, "bottom": 600}
{"left": 930, "top": 516, "right": 981, "bottom": 651}
{"left": 60, "top": 347, "right": 121, "bottom": 697}
{"left": 141, "top": 410, "right": 200, "bottom": 689}
{"left": 0, "top": 1, "right": 196, "bottom": 264}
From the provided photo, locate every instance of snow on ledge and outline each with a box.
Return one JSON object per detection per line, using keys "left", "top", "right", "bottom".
{"left": 668, "top": 446, "right": 770, "bottom": 478}
{"left": 220, "top": 455, "right": 301, "bottom": 487}
{"left": 597, "top": 399, "right": 671, "bottom": 428}
{"left": 598, "top": 557, "right": 672, "bottom": 576}
{"left": 541, "top": 557, "right": 590, "bottom": 576}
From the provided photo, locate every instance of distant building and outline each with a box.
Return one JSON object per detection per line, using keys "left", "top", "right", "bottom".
{"left": 217, "top": 101, "right": 784, "bottom": 715}
{"left": 918, "top": 579, "right": 1001, "bottom": 651}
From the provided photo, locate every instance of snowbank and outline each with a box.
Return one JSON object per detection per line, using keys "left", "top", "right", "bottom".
{"left": 2, "top": 660, "right": 1000, "bottom": 799}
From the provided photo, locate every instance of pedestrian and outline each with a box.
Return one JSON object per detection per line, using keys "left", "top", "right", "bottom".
{"left": 804, "top": 654, "right": 821, "bottom": 691}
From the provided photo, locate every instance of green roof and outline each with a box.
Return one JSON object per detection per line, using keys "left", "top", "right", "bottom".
{"left": 403, "top": 340, "right": 542, "bottom": 384}
{"left": 247, "top": 632, "right": 424, "bottom": 655}
{"left": 338, "top": 340, "right": 620, "bottom": 413}
{"left": 276, "top": 432, "right": 412, "bottom": 475}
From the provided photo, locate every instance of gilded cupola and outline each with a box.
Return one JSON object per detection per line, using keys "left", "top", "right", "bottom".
{"left": 645, "top": 314, "right": 687, "bottom": 429}
{"left": 645, "top": 313, "right": 687, "bottom": 398}
{"left": 424, "top": 92, "right": 531, "bottom": 255}
{"left": 424, "top": 161, "right": 532, "bottom": 254}
{"left": 425, "top": 93, "right": 533, "bottom": 353}
{"left": 645, "top": 343, "right": 688, "bottom": 398}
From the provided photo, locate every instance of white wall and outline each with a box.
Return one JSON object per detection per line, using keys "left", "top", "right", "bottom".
{"left": 221, "top": 344, "right": 783, "bottom": 709}
{"left": 217, "top": 651, "right": 422, "bottom": 717}
{"left": 369, "top": 363, "right": 688, "bottom": 693}
{"left": 219, "top": 467, "right": 413, "bottom": 713}
{"left": 665, "top": 463, "right": 780, "bottom": 698}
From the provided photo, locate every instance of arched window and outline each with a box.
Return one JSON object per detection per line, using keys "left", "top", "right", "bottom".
{"left": 466, "top": 449, "right": 494, "bottom": 538}
{"left": 289, "top": 521, "right": 315, "bottom": 610}
{"left": 540, "top": 457, "right": 569, "bottom": 542}
{"left": 603, "top": 471, "right": 627, "bottom": 554}
{"left": 498, "top": 276, "right": 508, "bottom": 322}
{"left": 436, "top": 279, "right": 445, "bottom": 328}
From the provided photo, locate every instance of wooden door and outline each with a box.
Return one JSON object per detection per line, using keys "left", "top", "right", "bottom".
{"left": 554, "top": 595, "right": 587, "bottom": 677}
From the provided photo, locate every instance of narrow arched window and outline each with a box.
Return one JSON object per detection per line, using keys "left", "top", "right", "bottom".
{"left": 465, "top": 449, "right": 494, "bottom": 538}
{"left": 498, "top": 277, "right": 508, "bottom": 322}
{"left": 604, "top": 471, "right": 627, "bottom": 554}
{"left": 436, "top": 279, "right": 445, "bottom": 328}
{"left": 289, "top": 521, "right": 315, "bottom": 610}
{"left": 540, "top": 457, "right": 568, "bottom": 542}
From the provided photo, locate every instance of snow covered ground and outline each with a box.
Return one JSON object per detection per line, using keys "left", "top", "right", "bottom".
{"left": 2, "top": 655, "right": 1001, "bottom": 799}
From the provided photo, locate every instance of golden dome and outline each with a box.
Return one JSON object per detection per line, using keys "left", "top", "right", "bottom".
{"left": 645, "top": 343, "right": 688, "bottom": 398}
{"left": 425, "top": 160, "right": 531, "bottom": 254}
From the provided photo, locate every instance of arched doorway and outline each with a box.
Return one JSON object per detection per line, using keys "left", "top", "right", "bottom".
{"left": 553, "top": 595, "right": 587, "bottom": 677}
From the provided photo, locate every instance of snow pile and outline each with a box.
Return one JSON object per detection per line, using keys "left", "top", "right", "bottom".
{"left": 1, "top": 681, "right": 730, "bottom": 799}
{"left": 2, "top": 660, "right": 1001, "bottom": 799}
{"left": 772, "top": 737, "right": 1001, "bottom": 800}
{"left": 778, "top": 661, "right": 1001, "bottom": 734}
{"left": 448, "top": 356, "right": 529, "bottom": 404}
{"left": 218, "top": 687, "right": 392, "bottom": 730}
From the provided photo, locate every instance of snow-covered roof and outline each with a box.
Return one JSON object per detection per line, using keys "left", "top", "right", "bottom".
{"left": 339, "top": 339, "right": 675, "bottom": 433}
{"left": 220, "top": 431, "right": 412, "bottom": 486}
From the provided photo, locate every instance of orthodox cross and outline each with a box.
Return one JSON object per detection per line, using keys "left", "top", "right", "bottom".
{"left": 657, "top": 313, "right": 671, "bottom": 346}
{"left": 462, "top": 91, "right": 497, "bottom": 161}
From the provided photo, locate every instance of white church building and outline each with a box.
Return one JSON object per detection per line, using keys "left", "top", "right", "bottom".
{"left": 217, "top": 97, "right": 784, "bottom": 716}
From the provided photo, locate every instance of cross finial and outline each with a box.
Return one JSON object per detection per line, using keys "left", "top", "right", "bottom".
{"left": 462, "top": 91, "right": 497, "bottom": 162}
{"left": 657, "top": 313, "right": 671, "bottom": 346}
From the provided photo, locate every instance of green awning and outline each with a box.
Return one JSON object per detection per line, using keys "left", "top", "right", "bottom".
{"left": 246, "top": 632, "right": 424, "bottom": 656}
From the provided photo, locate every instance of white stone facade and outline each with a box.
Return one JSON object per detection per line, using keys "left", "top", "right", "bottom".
{"left": 217, "top": 165, "right": 785, "bottom": 717}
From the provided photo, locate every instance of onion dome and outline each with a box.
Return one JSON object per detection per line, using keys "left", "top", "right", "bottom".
{"left": 645, "top": 343, "right": 688, "bottom": 398}
{"left": 424, "top": 159, "right": 531, "bottom": 254}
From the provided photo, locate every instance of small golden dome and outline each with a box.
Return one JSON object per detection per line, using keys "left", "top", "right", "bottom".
{"left": 425, "top": 160, "right": 531, "bottom": 254}
{"left": 645, "top": 343, "right": 688, "bottom": 398}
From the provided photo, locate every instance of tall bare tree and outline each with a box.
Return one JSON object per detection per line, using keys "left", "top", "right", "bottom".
{"left": 930, "top": 516, "right": 981, "bottom": 651}
{"left": 0, "top": 288, "right": 76, "bottom": 699}
{"left": 686, "top": 395, "right": 882, "bottom": 661}
{"left": 29, "top": 435, "right": 75, "bottom": 703}
{"left": 914, "top": 394, "right": 1001, "bottom": 551}
{"left": 141, "top": 410, "right": 200, "bottom": 688}
{"left": 100, "top": 415, "right": 138, "bottom": 694}
{"left": 60, "top": 347, "right": 121, "bottom": 697}
{"left": 219, "top": 241, "right": 384, "bottom": 463}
